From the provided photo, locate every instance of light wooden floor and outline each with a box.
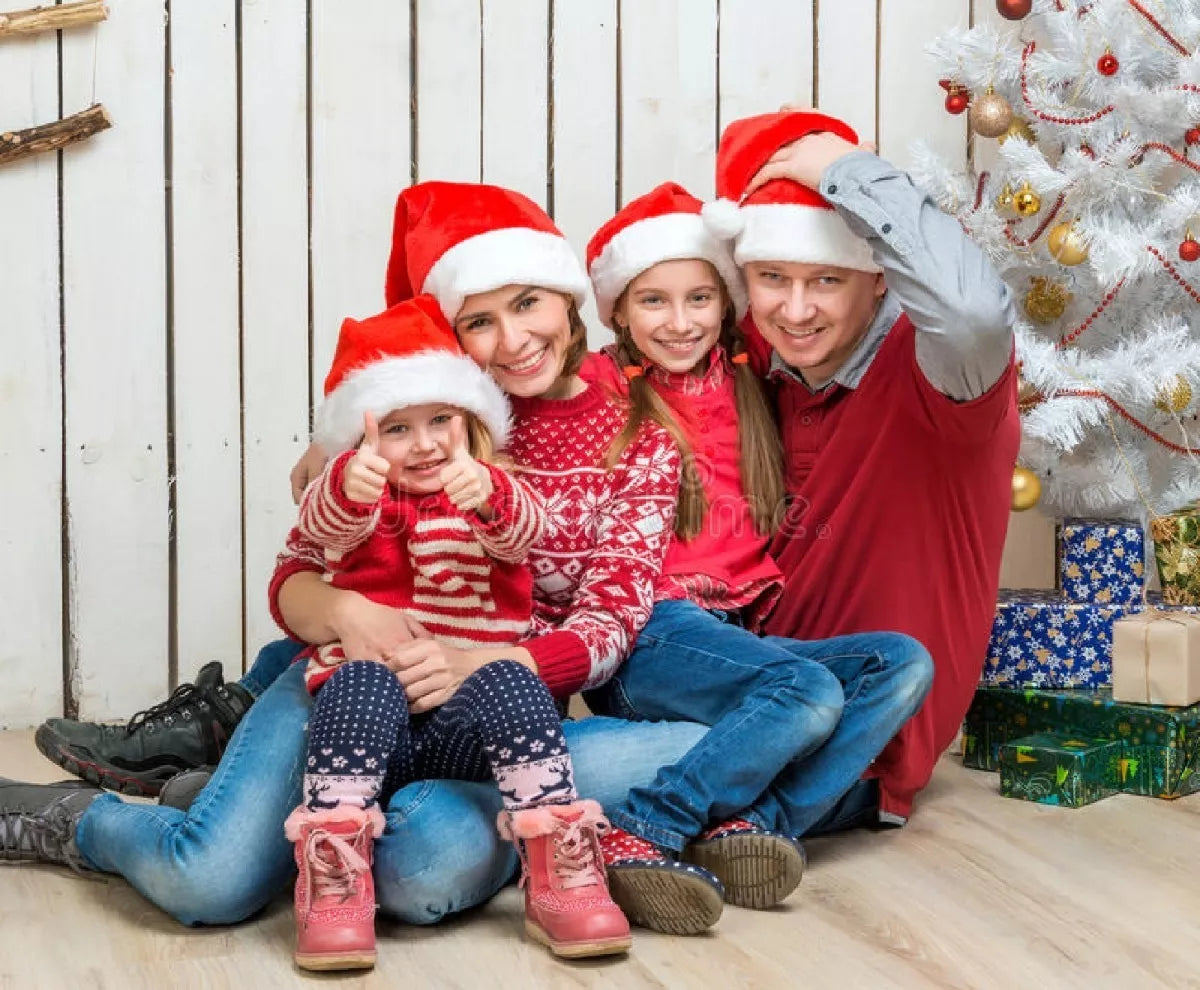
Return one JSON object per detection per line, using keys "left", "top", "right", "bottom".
{"left": 1, "top": 729, "right": 1197, "bottom": 990}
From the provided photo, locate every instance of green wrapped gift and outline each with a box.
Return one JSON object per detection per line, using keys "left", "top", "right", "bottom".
{"left": 1150, "top": 508, "right": 1200, "bottom": 606}
{"left": 999, "top": 733, "right": 1122, "bottom": 807}
{"left": 962, "top": 685, "right": 1200, "bottom": 799}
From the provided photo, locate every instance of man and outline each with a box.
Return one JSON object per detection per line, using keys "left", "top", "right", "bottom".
{"left": 707, "top": 110, "right": 1018, "bottom": 827}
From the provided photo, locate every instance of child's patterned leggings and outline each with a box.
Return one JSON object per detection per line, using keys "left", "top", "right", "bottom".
{"left": 302, "top": 658, "right": 577, "bottom": 813}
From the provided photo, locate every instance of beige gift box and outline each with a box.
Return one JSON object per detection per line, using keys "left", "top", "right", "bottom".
{"left": 1111, "top": 610, "right": 1200, "bottom": 707}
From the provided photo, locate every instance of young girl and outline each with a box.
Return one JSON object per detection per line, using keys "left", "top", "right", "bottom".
{"left": 285, "top": 294, "right": 628, "bottom": 969}
{"left": 582, "top": 182, "right": 933, "bottom": 928}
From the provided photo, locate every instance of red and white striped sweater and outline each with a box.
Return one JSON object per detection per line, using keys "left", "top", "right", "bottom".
{"left": 270, "top": 380, "right": 682, "bottom": 698}
{"left": 295, "top": 450, "right": 543, "bottom": 692}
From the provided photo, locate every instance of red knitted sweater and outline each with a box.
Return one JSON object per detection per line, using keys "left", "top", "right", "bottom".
{"left": 269, "top": 380, "right": 682, "bottom": 698}
{"left": 294, "top": 451, "right": 542, "bottom": 693}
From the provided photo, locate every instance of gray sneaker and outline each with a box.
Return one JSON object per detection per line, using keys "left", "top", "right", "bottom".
{"left": 157, "top": 769, "right": 213, "bottom": 813}
{"left": 0, "top": 778, "right": 101, "bottom": 871}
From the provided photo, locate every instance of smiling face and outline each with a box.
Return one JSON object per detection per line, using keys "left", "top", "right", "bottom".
{"left": 613, "top": 259, "right": 727, "bottom": 375}
{"left": 452, "top": 285, "right": 578, "bottom": 400}
{"left": 374, "top": 402, "right": 459, "bottom": 495}
{"left": 744, "top": 260, "right": 886, "bottom": 383}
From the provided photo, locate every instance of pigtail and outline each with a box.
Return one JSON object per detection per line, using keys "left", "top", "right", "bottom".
{"left": 604, "top": 334, "right": 708, "bottom": 541}
{"left": 722, "top": 315, "right": 786, "bottom": 535}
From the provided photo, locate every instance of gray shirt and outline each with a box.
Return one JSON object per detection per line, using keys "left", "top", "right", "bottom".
{"left": 769, "top": 151, "right": 1015, "bottom": 401}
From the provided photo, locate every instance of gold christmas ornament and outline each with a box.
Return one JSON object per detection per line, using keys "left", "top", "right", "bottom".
{"left": 1011, "top": 466, "right": 1042, "bottom": 512}
{"left": 1047, "top": 221, "right": 1089, "bottom": 266}
{"left": 1154, "top": 375, "right": 1193, "bottom": 414}
{"left": 1024, "top": 277, "right": 1071, "bottom": 324}
{"left": 994, "top": 183, "right": 1015, "bottom": 214}
{"left": 969, "top": 87, "right": 1014, "bottom": 138}
{"left": 1013, "top": 182, "right": 1042, "bottom": 217}
{"left": 999, "top": 117, "right": 1036, "bottom": 145}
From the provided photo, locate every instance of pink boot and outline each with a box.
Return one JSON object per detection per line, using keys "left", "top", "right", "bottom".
{"left": 284, "top": 804, "right": 384, "bottom": 971}
{"left": 499, "top": 799, "right": 632, "bottom": 958}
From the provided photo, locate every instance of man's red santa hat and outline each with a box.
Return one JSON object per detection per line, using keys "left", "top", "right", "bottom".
{"left": 703, "top": 110, "right": 880, "bottom": 274}
{"left": 314, "top": 294, "right": 510, "bottom": 454}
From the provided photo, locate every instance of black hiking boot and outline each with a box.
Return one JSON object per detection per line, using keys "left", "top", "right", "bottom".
{"left": 0, "top": 778, "right": 100, "bottom": 871}
{"left": 35, "top": 662, "right": 253, "bottom": 797}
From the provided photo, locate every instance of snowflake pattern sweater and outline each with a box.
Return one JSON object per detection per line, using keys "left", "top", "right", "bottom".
{"left": 270, "top": 380, "right": 682, "bottom": 698}
{"left": 294, "top": 450, "right": 542, "bottom": 693}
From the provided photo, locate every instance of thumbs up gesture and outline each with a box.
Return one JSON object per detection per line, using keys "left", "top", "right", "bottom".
{"left": 342, "top": 411, "right": 391, "bottom": 504}
{"left": 439, "top": 415, "right": 493, "bottom": 514}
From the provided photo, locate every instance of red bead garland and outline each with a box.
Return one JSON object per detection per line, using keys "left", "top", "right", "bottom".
{"left": 1021, "top": 43, "right": 1116, "bottom": 125}
{"left": 1148, "top": 245, "right": 1200, "bottom": 304}
{"left": 1056, "top": 280, "right": 1126, "bottom": 349}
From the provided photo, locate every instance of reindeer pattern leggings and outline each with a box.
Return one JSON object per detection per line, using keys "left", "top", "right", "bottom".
{"left": 303, "top": 658, "right": 578, "bottom": 815}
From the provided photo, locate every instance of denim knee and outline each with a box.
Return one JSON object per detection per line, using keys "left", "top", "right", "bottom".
{"left": 798, "top": 666, "right": 846, "bottom": 742}
{"left": 888, "top": 633, "right": 935, "bottom": 709}
{"left": 373, "top": 779, "right": 514, "bottom": 925}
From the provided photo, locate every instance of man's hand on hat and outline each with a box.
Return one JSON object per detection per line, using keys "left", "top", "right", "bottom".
{"left": 343, "top": 411, "right": 391, "bottom": 504}
{"left": 440, "top": 415, "right": 494, "bottom": 517}
{"left": 744, "top": 103, "right": 878, "bottom": 196}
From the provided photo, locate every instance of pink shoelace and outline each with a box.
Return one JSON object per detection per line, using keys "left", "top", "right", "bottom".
{"left": 305, "top": 826, "right": 369, "bottom": 904}
{"left": 552, "top": 815, "right": 608, "bottom": 890}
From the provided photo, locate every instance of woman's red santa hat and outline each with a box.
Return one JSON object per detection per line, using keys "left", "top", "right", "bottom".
{"left": 385, "top": 181, "right": 590, "bottom": 321}
{"left": 314, "top": 294, "right": 511, "bottom": 454}
{"left": 585, "top": 181, "right": 747, "bottom": 327}
{"left": 703, "top": 110, "right": 880, "bottom": 274}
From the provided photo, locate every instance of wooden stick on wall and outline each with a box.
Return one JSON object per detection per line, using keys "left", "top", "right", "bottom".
{"left": 0, "top": 0, "right": 107, "bottom": 38}
{"left": 0, "top": 104, "right": 111, "bottom": 166}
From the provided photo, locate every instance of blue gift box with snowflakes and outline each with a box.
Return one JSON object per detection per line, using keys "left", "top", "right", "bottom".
{"left": 1057, "top": 518, "right": 1146, "bottom": 605}
{"left": 983, "top": 590, "right": 1136, "bottom": 690}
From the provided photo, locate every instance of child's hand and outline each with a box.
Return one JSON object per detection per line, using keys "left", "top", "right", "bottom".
{"left": 439, "top": 415, "right": 493, "bottom": 514}
{"left": 342, "top": 412, "right": 391, "bottom": 504}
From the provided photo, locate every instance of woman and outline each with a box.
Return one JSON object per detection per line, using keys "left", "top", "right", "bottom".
{"left": 0, "top": 182, "right": 715, "bottom": 936}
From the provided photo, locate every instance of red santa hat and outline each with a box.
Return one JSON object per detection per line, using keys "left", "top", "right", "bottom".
{"left": 585, "top": 181, "right": 747, "bottom": 328}
{"left": 314, "top": 294, "right": 510, "bottom": 454}
{"left": 385, "top": 181, "right": 590, "bottom": 321}
{"left": 703, "top": 110, "right": 880, "bottom": 274}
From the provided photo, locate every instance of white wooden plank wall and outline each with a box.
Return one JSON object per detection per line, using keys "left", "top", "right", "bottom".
{"left": 170, "top": 0, "right": 242, "bottom": 692}
{"left": 0, "top": 0, "right": 976, "bottom": 726}
{"left": 0, "top": 24, "right": 62, "bottom": 724}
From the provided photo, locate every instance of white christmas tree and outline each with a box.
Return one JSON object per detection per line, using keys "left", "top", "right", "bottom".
{"left": 910, "top": 0, "right": 1200, "bottom": 522}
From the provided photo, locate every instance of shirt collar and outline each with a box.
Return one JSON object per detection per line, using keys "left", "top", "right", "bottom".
{"left": 769, "top": 292, "right": 900, "bottom": 393}
{"left": 645, "top": 344, "right": 729, "bottom": 395}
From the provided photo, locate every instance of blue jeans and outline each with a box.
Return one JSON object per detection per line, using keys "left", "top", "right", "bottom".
{"left": 74, "top": 640, "right": 708, "bottom": 926}
{"left": 586, "top": 601, "right": 934, "bottom": 847}
{"left": 374, "top": 714, "right": 709, "bottom": 923}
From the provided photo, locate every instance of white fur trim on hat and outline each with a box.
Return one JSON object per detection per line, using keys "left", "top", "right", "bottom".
{"left": 732, "top": 203, "right": 881, "bottom": 273}
{"left": 589, "top": 212, "right": 748, "bottom": 327}
{"left": 313, "top": 350, "right": 512, "bottom": 455}
{"left": 700, "top": 198, "right": 746, "bottom": 240}
{"left": 422, "top": 227, "right": 590, "bottom": 323}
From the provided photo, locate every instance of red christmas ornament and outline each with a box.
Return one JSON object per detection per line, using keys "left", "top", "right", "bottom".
{"left": 996, "top": 0, "right": 1032, "bottom": 18}
{"left": 1097, "top": 50, "right": 1119, "bottom": 76}
{"left": 1186, "top": 127, "right": 1200, "bottom": 146}
{"left": 946, "top": 91, "right": 969, "bottom": 114}
{"left": 1181, "top": 234, "right": 1200, "bottom": 263}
